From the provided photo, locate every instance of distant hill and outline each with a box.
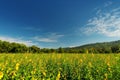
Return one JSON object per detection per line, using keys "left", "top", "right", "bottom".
{"left": 65, "top": 40, "right": 120, "bottom": 53}
{"left": 74, "top": 40, "right": 120, "bottom": 49}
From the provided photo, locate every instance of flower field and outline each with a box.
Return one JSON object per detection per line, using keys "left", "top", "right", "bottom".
{"left": 0, "top": 53, "right": 120, "bottom": 80}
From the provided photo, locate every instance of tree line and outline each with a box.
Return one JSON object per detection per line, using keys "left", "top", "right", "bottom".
{"left": 0, "top": 40, "right": 40, "bottom": 53}
{"left": 0, "top": 40, "right": 65, "bottom": 53}
{"left": 0, "top": 40, "right": 120, "bottom": 53}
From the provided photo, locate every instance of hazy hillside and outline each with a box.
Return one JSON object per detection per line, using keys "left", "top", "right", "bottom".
{"left": 68, "top": 40, "right": 120, "bottom": 53}
{"left": 74, "top": 40, "right": 120, "bottom": 48}
{"left": 74, "top": 40, "right": 120, "bottom": 49}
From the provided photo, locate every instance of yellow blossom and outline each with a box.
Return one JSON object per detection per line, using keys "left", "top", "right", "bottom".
{"left": 80, "top": 59, "right": 83, "bottom": 63}
{"left": 0, "top": 71, "right": 3, "bottom": 79}
{"left": 31, "top": 77, "right": 37, "bottom": 80}
{"left": 104, "top": 73, "right": 107, "bottom": 78}
{"left": 104, "top": 78, "right": 107, "bottom": 80}
{"left": 108, "top": 67, "right": 111, "bottom": 71}
{"left": 31, "top": 70, "right": 36, "bottom": 75}
{"left": 25, "top": 56, "right": 28, "bottom": 59}
{"left": 1, "top": 65, "right": 5, "bottom": 71}
{"left": 107, "top": 62, "right": 110, "bottom": 67}
{"left": 92, "top": 53, "right": 94, "bottom": 57}
{"left": 42, "top": 72, "right": 46, "bottom": 76}
{"left": 88, "top": 62, "right": 92, "bottom": 67}
{"left": 56, "top": 71, "right": 60, "bottom": 80}
{"left": 15, "top": 63, "right": 20, "bottom": 70}
{"left": 29, "top": 59, "right": 32, "bottom": 62}
{"left": 83, "top": 55, "right": 86, "bottom": 59}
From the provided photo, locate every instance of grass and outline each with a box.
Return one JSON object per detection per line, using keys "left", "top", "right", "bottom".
{"left": 0, "top": 53, "right": 120, "bottom": 80}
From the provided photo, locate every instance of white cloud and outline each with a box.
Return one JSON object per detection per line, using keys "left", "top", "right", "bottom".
{"left": 34, "top": 37, "right": 57, "bottom": 42}
{"left": 0, "top": 36, "right": 35, "bottom": 46}
{"left": 84, "top": 7, "right": 120, "bottom": 37}
{"left": 49, "top": 33, "right": 64, "bottom": 39}
{"left": 69, "top": 45, "right": 78, "bottom": 48}
{"left": 34, "top": 33, "right": 64, "bottom": 43}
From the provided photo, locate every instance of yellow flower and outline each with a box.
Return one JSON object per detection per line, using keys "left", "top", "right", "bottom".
{"left": 0, "top": 71, "right": 3, "bottom": 79}
{"left": 80, "top": 59, "right": 83, "bottom": 63}
{"left": 104, "top": 78, "right": 107, "bottom": 80}
{"left": 1, "top": 65, "right": 5, "bottom": 71}
{"left": 104, "top": 73, "right": 107, "bottom": 78}
{"left": 31, "top": 70, "right": 36, "bottom": 75}
{"left": 31, "top": 77, "right": 37, "bottom": 80}
{"left": 56, "top": 71, "right": 60, "bottom": 80}
{"left": 107, "top": 62, "right": 110, "bottom": 67}
{"left": 42, "top": 72, "right": 46, "bottom": 76}
{"left": 29, "top": 59, "right": 32, "bottom": 62}
{"left": 83, "top": 55, "right": 86, "bottom": 59}
{"left": 88, "top": 62, "right": 92, "bottom": 67}
{"left": 92, "top": 53, "right": 94, "bottom": 57}
{"left": 25, "top": 56, "right": 28, "bottom": 59}
{"left": 46, "top": 78, "right": 50, "bottom": 80}
{"left": 108, "top": 67, "right": 111, "bottom": 71}
{"left": 15, "top": 63, "right": 20, "bottom": 70}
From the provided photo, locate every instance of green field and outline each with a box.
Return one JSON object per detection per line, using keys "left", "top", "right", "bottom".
{"left": 0, "top": 53, "right": 120, "bottom": 80}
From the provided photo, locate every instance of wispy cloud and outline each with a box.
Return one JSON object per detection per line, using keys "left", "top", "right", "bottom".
{"left": 0, "top": 36, "right": 35, "bottom": 46}
{"left": 34, "top": 33, "right": 64, "bottom": 43}
{"left": 68, "top": 45, "right": 79, "bottom": 48}
{"left": 93, "top": 1, "right": 113, "bottom": 14}
{"left": 34, "top": 37, "right": 57, "bottom": 42}
{"left": 104, "top": 1, "right": 113, "bottom": 7}
{"left": 83, "top": 6, "right": 120, "bottom": 37}
{"left": 24, "top": 27, "right": 41, "bottom": 31}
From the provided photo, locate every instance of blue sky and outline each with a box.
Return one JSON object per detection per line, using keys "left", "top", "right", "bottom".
{"left": 0, "top": 0, "right": 120, "bottom": 48}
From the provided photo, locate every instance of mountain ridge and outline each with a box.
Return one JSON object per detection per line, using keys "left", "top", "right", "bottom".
{"left": 73, "top": 40, "right": 120, "bottom": 49}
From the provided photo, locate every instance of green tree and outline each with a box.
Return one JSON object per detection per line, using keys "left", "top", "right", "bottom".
{"left": 29, "top": 45, "right": 40, "bottom": 53}
{"left": 111, "top": 45, "right": 119, "bottom": 53}
{"left": 58, "top": 47, "right": 64, "bottom": 53}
